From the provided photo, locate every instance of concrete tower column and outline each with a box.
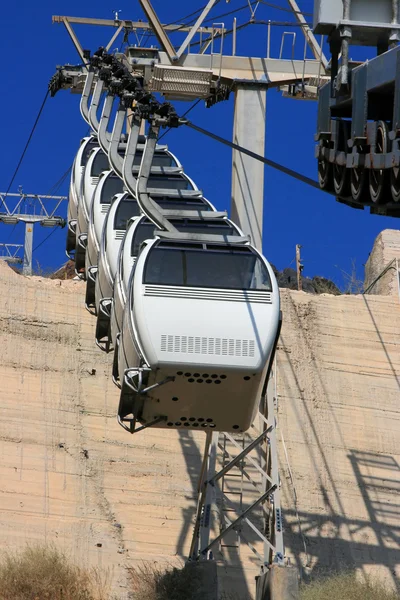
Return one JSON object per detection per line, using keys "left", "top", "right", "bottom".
{"left": 231, "top": 84, "right": 267, "bottom": 252}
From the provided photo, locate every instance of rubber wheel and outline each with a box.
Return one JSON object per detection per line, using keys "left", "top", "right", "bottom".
{"left": 369, "top": 121, "right": 390, "bottom": 204}
{"left": 333, "top": 121, "right": 350, "bottom": 196}
{"left": 318, "top": 156, "right": 333, "bottom": 191}
{"left": 351, "top": 162, "right": 368, "bottom": 202}
{"left": 390, "top": 166, "right": 400, "bottom": 202}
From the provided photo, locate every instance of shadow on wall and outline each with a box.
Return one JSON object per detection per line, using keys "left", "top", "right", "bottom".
{"left": 277, "top": 292, "right": 400, "bottom": 591}
{"left": 283, "top": 450, "right": 400, "bottom": 591}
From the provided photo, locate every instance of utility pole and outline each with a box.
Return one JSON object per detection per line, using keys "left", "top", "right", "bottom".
{"left": 0, "top": 191, "right": 66, "bottom": 275}
{"left": 296, "top": 244, "right": 303, "bottom": 291}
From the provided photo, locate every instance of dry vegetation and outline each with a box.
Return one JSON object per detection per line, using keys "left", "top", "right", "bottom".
{"left": 300, "top": 572, "right": 399, "bottom": 600}
{"left": 0, "top": 547, "right": 398, "bottom": 600}
{"left": 128, "top": 562, "right": 206, "bottom": 600}
{"left": 0, "top": 545, "right": 111, "bottom": 600}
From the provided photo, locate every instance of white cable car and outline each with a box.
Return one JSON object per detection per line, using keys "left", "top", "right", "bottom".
{"left": 94, "top": 192, "right": 141, "bottom": 342}
{"left": 86, "top": 145, "right": 183, "bottom": 282}
{"left": 117, "top": 239, "right": 280, "bottom": 434}
{"left": 110, "top": 193, "right": 217, "bottom": 351}
{"left": 84, "top": 170, "right": 126, "bottom": 283}
{"left": 66, "top": 135, "right": 98, "bottom": 259}
{"left": 85, "top": 167, "right": 197, "bottom": 304}
{"left": 111, "top": 212, "right": 243, "bottom": 379}
{"left": 98, "top": 204, "right": 239, "bottom": 353}
{"left": 75, "top": 147, "right": 111, "bottom": 273}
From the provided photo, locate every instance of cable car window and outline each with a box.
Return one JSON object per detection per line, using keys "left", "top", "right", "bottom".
{"left": 100, "top": 177, "right": 125, "bottom": 204}
{"left": 114, "top": 200, "right": 141, "bottom": 230}
{"left": 92, "top": 151, "right": 110, "bottom": 176}
{"left": 81, "top": 140, "right": 98, "bottom": 166}
{"left": 148, "top": 175, "right": 193, "bottom": 191}
{"left": 131, "top": 223, "right": 155, "bottom": 256}
{"left": 155, "top": 198, "right": 211, "bottom": 211}
{"left": 144, "top": 248, "right": 272, "bottom": 291}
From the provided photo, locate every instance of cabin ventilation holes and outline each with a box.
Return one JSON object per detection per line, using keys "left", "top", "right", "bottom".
{"left": 161, "top": 335, "right": 255, "bottom": 357}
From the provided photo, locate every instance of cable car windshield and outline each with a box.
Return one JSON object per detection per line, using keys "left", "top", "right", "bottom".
{"left": 81, "top": 140, "right": 98, "bottom": 166}
{"left": 155, "top": 198, "right": 212, "bottom": 211}
{"left": 92, "top": 151, "right": 110, "bottom": 176}
{"left": 148, "top": 175, "right": 193, "bottom": 191}
{"left": 131, "top": 151, "right": 177, "bottom": 168}
{"left": 114, "top": 200, "right": 141, "bottom": 230}
{"left": 100, "top": 177, "right": 125, "bottom": 204}
{"left": 144, "top": 247, "right": 272, "bottom": 291}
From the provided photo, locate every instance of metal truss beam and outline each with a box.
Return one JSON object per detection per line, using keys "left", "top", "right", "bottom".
{"left": 286, "top": 0, "right": 328, "bottom": 70}
{"left": 52, "top": 15, "right": 224, "bottom": 34}
{"left": 138, "top": 0, "right": 177, "bottom": 62}
{"left": 175, "top": 0, "right": 219, "bottom": 59}
{"left": 189, "top": 365, "right": 285, "bottom": 569}
{"left": 0, "top": 192, "right": 67, "bottom": 275}
{"left": 0, "top": 243, "right": 23, "bottom": 265}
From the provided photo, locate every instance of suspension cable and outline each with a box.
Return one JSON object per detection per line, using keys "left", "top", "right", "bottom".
{"left": 33, "top": 227, "right": 58, "bottom": 253}
{"left": 258, "top": 0, "right": 312, "bottom": 16}
{"left": 184, "top": 120, "right": 329, "bottom": 194}
{"left": 4, "top": 89, "right": 50, "bottom": 198}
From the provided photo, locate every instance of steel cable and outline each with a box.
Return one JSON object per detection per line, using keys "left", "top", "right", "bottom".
{"left": 184, "top": 120, "right": 329, "bottom": 194}
{"left": 3, "top": 89, "right": 50, "bottom": 199}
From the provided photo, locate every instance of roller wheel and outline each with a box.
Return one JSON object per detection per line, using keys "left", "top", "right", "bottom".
{"left": 318, "top": 155, "right": 333, "bottom": 191}
{"left": 351, "top": 163, "right": 368, "bottom": 202}
{"left": 369, "top": 121, "right": 390, "bottom": 204}
{"left": 390, "top": 166, "right": 400, "bottom": 202}
{"left": 333, "top": 121, "right": 351, "bottom": 196}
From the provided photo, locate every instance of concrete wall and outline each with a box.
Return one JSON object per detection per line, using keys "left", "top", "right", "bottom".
{"left": 364, "top": 229, "right": 400, "bottom": 296}
{"left": 0, "top": 258, "right": 399, "bottom": 598}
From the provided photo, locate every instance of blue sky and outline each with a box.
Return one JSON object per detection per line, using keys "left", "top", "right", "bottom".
{"left": 0, "top": 0, "right": 396, "bottom": 287}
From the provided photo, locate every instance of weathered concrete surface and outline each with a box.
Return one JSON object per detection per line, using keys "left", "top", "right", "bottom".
{"left": 278, "top": 289, "right": 400, "bottom": 590}
{"left": 364, "top": 229, "right": 400, "bottom": 296}
{"left": 0, "top": 258, "right": 399, "bottom": 598}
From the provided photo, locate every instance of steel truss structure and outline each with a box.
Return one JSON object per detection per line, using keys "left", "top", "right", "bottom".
{"left": 0, "top": 243, "right": 23, "bottom": 265}
{"left": 0, "top": 192, "right": 66, "bottom": 275}
{"left": 189, "top": 364, "right": 285, "bottom": 574}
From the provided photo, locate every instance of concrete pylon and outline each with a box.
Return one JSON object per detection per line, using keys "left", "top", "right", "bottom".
{"left": 231, "top": 84, "right": 267, "bottom": 252}
{"left": 256, "top": 565, "right": 299, "bottom": 600}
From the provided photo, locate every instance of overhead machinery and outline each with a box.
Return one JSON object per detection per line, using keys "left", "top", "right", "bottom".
{"left": 315, "top": 0, "right": 400, "bottom": 217}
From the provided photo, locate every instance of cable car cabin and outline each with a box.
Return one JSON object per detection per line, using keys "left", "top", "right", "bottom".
{"left": 84, "top": 172, "right": 126, "bottom": 280}
{"left": 110, "top": 194, "right": 216, "bottom": 352}
{"left": 75, "top": 147, "right": 111, "bottom": 274}
{"left": 85, "top": 150, "right": 187, "bottom": 283}
{"left": 66, "top": 135, "right": 98, "bottom": 259}
{"left": 85, "top": 169, "right": 198, "bottom": 279}
{"left": 117, "top": 239, "right": 280, "bottom": 434}
{"left": 98, "top": 207, "right": 238, "bottom": 354}
{"left": 93, "top": 193, "right": 141, "bottom": 334}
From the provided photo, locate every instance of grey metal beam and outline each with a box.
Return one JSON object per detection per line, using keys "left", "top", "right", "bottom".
{"left": 286, "top": 0, "right": 328, "bottom": 71}
{"left": 80, "top": 70, "right": 95, "bottom": 126}
{"left": 52, "top": 15, "right": 224, "bottom": 34}
{"left": 61, "top": 17, "right": 87, "bottom": 67}
{"left": 138, "top": 0, "right": 177, "bottom": 62}
{"left": 105, "top": 22, "right": 124, "bottom": 52}
{"left": 176, "top": 0, "right": 219, "bottom": 59}
{"left": 108, "top": 104, "right": 127, "bottom": 177}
